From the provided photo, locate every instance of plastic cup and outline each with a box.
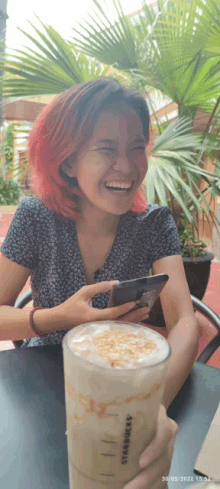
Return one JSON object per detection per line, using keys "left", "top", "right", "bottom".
{"left": 62, "top": 321, "right": 171, "bottom": 489}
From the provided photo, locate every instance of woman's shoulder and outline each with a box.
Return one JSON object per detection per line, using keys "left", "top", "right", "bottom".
{"left": 18, "top": 196, "right": 49, "bottom": 212}
{"left": 134, "top": 204, "right": 172, "bottom": 223}
{"left": 16, "top": 196, "right": 54, "bottom": 221}
{"left": 126, "top": 205, "right": 176, "bottom": 240}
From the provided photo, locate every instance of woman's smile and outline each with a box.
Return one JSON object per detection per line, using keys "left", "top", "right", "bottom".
{"left": 103, "top": 180, "right": 134, "bottom": 193}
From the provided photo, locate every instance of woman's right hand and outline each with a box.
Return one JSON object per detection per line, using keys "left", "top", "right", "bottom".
{"left": 123, "top": 405, "right": 179, "bottom": 489}
{"left": 56, "top": 281, "right": 138, "bottom": 329}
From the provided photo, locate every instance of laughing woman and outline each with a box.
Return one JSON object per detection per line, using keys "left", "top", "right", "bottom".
{"left": 0, "top": 77, "right": 198, "bottom": 488}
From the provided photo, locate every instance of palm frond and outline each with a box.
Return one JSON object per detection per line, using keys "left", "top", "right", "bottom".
{"left": 1, "top": 15, "right": 111, "bottom": 101}
{"left": 71, "top": 0, "right": 138, "bottom": 70}
{"left": 145, "top": 116, "right": 220, "bottom": 226}
{"left": 197, "top": 0, "right": 220, "bottom": 57}
{"left": 69, "top": 0, "right": 220, "bottom": 118}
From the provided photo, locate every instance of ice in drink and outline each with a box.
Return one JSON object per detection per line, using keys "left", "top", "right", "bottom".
{"left": 62, "top": 321, "right": 171, "bottom": 489}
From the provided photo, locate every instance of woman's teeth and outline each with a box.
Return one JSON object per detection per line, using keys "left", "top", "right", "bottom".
{"left": 105, "top": 182, "right": 132, "bottom": 190}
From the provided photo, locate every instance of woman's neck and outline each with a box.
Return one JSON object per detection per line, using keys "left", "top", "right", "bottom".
{"left": 76, "top": 203, "right": 120, "bottom": 238}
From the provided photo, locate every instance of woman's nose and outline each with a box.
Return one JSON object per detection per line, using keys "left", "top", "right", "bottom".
{"left": 112, "top": 155, "right": 134, "bottom": 173}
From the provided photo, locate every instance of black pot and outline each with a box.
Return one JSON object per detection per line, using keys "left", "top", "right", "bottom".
{"left": 182, "top": 251, "right": 214, "bottom": 300}
{"left": 146, "top": 252, "right": 215, "bottom": 328}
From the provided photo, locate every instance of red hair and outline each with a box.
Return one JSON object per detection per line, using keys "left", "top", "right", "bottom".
{"left": 28, "top": 78, "right": 151, "bottom": 219}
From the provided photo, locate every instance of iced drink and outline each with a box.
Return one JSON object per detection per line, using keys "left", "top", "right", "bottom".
{"left": 62, "top": 321, "right": 171, "bottom": 489}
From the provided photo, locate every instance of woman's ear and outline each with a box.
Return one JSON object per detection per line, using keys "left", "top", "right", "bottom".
{"left": 59, "top": 157, "right": 79, "bottom": 187}
{"left": 59, "top": 167, "right": 79, "bottom": 187}
{"left": 60, "top": 157, "right": 75, "bottom": 177}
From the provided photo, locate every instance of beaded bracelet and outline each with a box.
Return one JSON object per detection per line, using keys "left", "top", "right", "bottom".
{"left": 29, "top": 307, "right": 46, "bottom": 336}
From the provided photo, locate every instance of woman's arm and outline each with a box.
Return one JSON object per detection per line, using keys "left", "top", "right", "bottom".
{"left": 0, "top": 255, "right": 136, "bottom": 341}
{"left": 162, "top": 315, "right": 199, "bottom": 409}
{"left": 115, "top": 254, "right": 199, "bottom": 410}
{"left": 0, "top": 254, "right": 64, "bottom": 340}
{"left": 152, "top": 254, "right": 200, "bottom": 410}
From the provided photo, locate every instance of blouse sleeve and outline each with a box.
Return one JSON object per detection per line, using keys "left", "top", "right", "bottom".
{"left": 0, "top": 198, "right": 39, "bottom": 269}
{"left": 150, "top": 206, "right": 181, "bottom": 264}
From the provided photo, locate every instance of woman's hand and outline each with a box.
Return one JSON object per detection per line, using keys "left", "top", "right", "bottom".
{"left": 56, "top": 281, "right": 136, "bottom": 329}
{"left": 124, "top": 405, "right": 179, "bottom": 489}
{"left": 118, "top": 305, "right": 150, "bottom": 325}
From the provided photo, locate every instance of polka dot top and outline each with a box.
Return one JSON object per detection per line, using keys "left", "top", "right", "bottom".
{"left": 0, "top": 197, "right": 181, "bottom": 347}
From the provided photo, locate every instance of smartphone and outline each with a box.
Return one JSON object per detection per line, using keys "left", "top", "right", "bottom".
{"left": 108, "top": 274, "right": 169, "bottom": 310}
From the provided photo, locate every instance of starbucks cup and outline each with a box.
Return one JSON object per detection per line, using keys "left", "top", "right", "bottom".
{"left": 62, "top": 321, "right": 171, "bottom": 489}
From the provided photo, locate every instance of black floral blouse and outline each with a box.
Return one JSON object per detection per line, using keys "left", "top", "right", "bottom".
{"left": 0, "top": 197, "right": 181, "bottom": 347}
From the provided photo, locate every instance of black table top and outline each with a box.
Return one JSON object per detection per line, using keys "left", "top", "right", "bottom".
{"left": 0, "top": 344, "right": 220, "bottom": 489}
{"left": 167, "top": 361, "right": 220, "bottom": 488}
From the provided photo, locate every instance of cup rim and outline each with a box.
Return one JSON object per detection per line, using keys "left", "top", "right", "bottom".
{"left": 62, "top": 320, "right": 171, "bottom": 371}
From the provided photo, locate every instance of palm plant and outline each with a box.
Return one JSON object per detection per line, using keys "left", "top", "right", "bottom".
{"left": 0, "top": 0, "right": 220, "bottom": 253}
{"left": 0, "top": 122, "right": 24, "bottom": 204}
{"left": 0, "top": 16, "right": 112, "bottom": 101}
{"left": 71, "top": 0, "right": 220, "bottom": 247}
{"left": 71, "top": 0, "right": 220, "bottom": 119}
{"left": 147, "top": 117, "right": 220, "bottom": 255}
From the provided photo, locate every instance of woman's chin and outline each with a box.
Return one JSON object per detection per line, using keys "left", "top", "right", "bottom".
{"left": 104, "top": 201, "right": 134, "bottom": 216}
{"left": 80, "top": 191, "right": 136, "bottom": 216}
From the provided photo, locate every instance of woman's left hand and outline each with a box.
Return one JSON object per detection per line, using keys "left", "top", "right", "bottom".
{"left": 123, "top": 405, "right": 179, "bottom": 489}
{"left": 118, "top": 305, "right": 150, "bottom": 324}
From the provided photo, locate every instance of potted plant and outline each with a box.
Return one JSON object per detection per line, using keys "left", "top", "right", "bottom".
{"left": 0, "top": 175, "right": 21, "bottom": 205}
{"left": 147, "top": 214, "right": 215, "bottom": 328}
{"left": 0, "top": 123, "right": 22, "bottom": 206}
{"left": 178, "top": 215, "right": 214, "bottom": 299}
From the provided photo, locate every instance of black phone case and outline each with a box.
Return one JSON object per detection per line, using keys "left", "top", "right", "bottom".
{"left": 109, "top": 274, "right": 169, "bottom": 310}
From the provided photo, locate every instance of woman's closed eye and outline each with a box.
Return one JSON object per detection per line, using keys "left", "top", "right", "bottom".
{"left": 98, "top": 147, "right": 115, "bottom": 152}
{"left": 131, "top": 146, "right": 145, "bottom": 151}
{"left": 97, "top": 147, "right": 145, "bottom": 152}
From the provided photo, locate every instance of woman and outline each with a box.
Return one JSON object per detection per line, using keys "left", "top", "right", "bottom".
{"left": 0, "top": 77, "right": 197, "bottom": 487}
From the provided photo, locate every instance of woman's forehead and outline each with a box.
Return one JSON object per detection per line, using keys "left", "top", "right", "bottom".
{"left": 90, "top": 108, "right": 144, "bottom": 142}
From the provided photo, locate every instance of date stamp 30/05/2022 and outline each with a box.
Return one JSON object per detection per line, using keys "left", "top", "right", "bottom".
{"left": 162, "top": 476, "right": 212, "bottom": 483}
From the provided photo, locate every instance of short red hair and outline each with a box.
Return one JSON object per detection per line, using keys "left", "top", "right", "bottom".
{"left": 29, "top": 78, "right": 151, "bottom": 219}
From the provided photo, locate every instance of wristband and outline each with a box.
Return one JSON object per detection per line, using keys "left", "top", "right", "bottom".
{"left": 29, "top": 307, "right": 46, "bottom": 336}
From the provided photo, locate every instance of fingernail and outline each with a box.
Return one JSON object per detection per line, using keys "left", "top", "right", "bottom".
{"left": 139, "top": 457, "right": 147, "bottom": 469}
{"left": 139, "top": 450, "right": 152, "bottom": 468}
{"left": 139, "top": 456, "right": 149, "bottom": 469}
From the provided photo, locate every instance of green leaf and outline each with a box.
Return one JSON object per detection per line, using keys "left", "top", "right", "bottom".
{"left": 1, "top": 16, "right": 111, "bottom": 101}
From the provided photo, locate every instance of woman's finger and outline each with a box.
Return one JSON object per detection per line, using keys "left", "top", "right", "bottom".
{"left": 124, "top": 415, "right": 178, "bottom": 489}
{"left": 123, "top": 460, "right": 169, "bottom": 489}
{"left": 81, "top": 281, "right": 119, "bottom": 299}
{"left": 166, "top": 421, "right": 178, "bottom": 461}
{"left": 141, "top": 436, "right": 175, "bottom": 489}
{"left": 139, "top": 407, "right": 178, "bottom": 468}
{"left": 95, "top": 301, "right": 137, "bottom": 320}
{"left": 119, "top": 307, "right": 150, "bottom": 322}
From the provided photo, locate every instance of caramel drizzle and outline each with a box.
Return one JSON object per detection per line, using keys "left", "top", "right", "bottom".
{"left": 66, "top": 381, "right": 162, "bottom": 420}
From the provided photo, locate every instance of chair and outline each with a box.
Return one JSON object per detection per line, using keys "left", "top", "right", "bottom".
{"left": 191, "top": 295, "right": 220, "bottom": 364}
{"left": 13, "top": 290, "right": 33, "bottom": 348}
{"left": 13, "top": 290, "right": 220, "bottom": 363}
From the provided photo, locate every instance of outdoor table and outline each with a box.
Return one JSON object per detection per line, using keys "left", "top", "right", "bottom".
{"left": 0, "top": 344, "right": 219, "bottom": 488}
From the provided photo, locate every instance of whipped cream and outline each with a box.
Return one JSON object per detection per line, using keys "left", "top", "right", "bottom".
{"left": 68, "top": 322, "right": 170, "bottom": 369}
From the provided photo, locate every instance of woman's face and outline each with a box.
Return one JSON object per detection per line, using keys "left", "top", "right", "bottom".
{"left": 64, "top": 105, "right": 148, "bottom": 216}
